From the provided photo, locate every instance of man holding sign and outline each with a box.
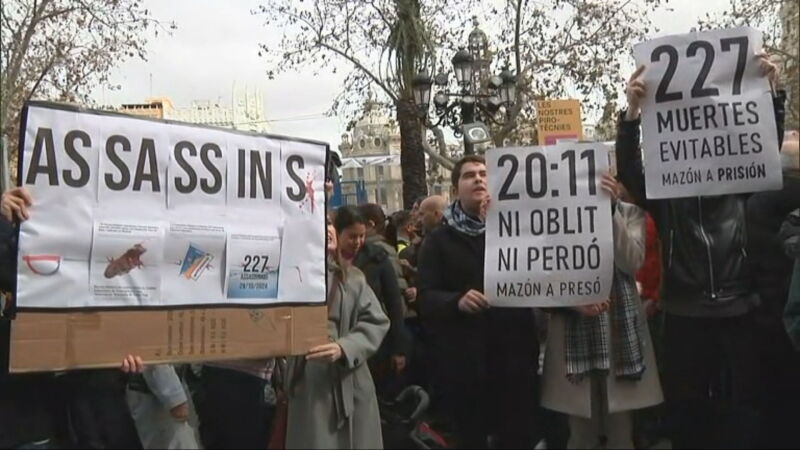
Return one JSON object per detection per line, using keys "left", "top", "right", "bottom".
{"left": 417, "top": 155, "right": 539, "bottom": 449}
{"left": 617, "top": 27, "right": 786, "bottom": 449}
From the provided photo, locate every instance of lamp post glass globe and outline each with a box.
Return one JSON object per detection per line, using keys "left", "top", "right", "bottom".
{"left": 452, "top": 47, "right": 475, "bottom": 86}
{"left": 499, "top": 69, "right": 517, "bottom": 105}
{"left": 412, "top": 70, "right": 433, "bottom": 110}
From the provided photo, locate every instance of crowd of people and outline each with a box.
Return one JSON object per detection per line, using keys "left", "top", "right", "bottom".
{"left": 1, "top": 54, "right": 799, "bottom": 450}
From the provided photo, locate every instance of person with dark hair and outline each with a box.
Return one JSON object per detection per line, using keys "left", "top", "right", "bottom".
{"left": 356, "top": 204, "right": 408, "bottom": 297}
{"left": 341, "top": 205, "right": 410, "bottom": 398}
{"left": 618, "top": 55, "right": 785, "bottom": 449}
{"left": 390, "top": 210, "right": 416, "bottom": 255}
{"left": 417, "top": 155, "right": 539, "bottom": 449}
{"left": 284, "top": 211, "right": 389, "bottom": 449}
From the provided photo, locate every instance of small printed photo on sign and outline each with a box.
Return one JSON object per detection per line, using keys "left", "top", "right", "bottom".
{"left": 226, "top": 230, "right": 282, "bottom": 300}
{"left": 90, "top": 221, "right": 165, "bottom": 306}
{"left": 162, "top": 223, "right": 226, "bottom": 304}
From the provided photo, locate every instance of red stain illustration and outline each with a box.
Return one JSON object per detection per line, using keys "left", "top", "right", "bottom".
{"left": 305, "top": 173, "right": 316, "bottom": 214}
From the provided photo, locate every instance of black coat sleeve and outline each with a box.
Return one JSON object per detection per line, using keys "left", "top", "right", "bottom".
{"left": 774, "top": 90, "right": 787, "bottom": 148}
{"left": 0, "top": 218, "right": 18, "bottom": 294}
{"left": 379, "top": 258, "right": 411, "bottom": 356}
{"left": 615, "top": 112, "right": 650, "bottom": 212}
{"left": 417, "top": 232, "right": 463, "bottom": 321}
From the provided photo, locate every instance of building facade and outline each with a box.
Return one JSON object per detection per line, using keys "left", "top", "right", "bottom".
{"left": 119, "top": 86, "right": 269, "bottom": 133}
{"left": 338, "top": 94, "right": 450, "bottom": 213}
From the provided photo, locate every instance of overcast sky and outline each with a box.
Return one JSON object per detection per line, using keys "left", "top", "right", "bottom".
{"left": 91, "top": 0, "right": 731, "bottom": 148}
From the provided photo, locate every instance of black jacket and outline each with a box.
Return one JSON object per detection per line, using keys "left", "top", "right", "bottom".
{"left": 616, "top": 91, "right": 786, "bottom": 318}
{"left": 747, "top": 171, "right": 800, "bottom": 329}
{"left": 417, "top": 224, "right": 539, "bottom": 390}
{"left": 353, "top": 242, "right": 410, "bottom": 356}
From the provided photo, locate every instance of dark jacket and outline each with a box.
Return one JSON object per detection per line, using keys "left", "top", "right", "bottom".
{"left": 781, "top": 210, "right": 800, "bottom": 350}
{"left": 417, "top": 223, "right": 539, "bottom": 390}
{"left": 616, "top": 91, "right": 786, "bottom": 318}
{"left": 353, "top": 241, "right": 410, "bottom": 356}
{"left": 747, "top": 171, "right": 800, "bottom": 332}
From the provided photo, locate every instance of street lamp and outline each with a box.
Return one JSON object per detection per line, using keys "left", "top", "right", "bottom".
{"left": 412, "top": 60, "right": 517, "bottom": 155}
{"left": 499, "top": 68, "right": 517, "bottom": 105}
{"left": 412, "top": 70, "right": 433, "bottom": 110}
{"left": 411, "top": 17, "right": 517, "bottom": 155}
{"left": 451, "top": 47, "right": 474, "bottom": 87}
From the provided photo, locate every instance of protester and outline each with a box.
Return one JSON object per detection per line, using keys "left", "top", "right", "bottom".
{"left": 617, "top": 55, "right": 785, "bottom": 449}
{"left": 418, "top": 195, "right": 447, "bottom": 236}
{"left": 400, "top": 194, "right": 447, "bottom": 288}
{"left": 357, "top": 203, "right": 408, "bottom": 291}
{"left": 417, "top": 155, "right": 539, "bottom": 449}
{"left": 782, "top": 210, "right": 800, "bottom": 350}
{"left": 194, "top": 360, "right": 276, "bottom": 449}
{"left": 541, "top": 174, "right": 663, "bottom": 449}
{"left": 1, "top": 188, "right": 143, "bottom": 450}
{"left": 385, "top": 211, "right": 417, "bottom": 255}
{"left": 745, "top": 129, "right": 800, "bottom": 448}
{"left": 127, "top": 365, "right": 200, "bottom": 449}
{"left": 337, "top": 206, "right": 409, "bottom": 398}
{"left": 284, "top": 213, "right": 389, "bottom": 449}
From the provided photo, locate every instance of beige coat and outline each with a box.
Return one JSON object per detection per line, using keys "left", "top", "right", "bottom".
{"left": 541, "top": 202, "right": 663, "bottom": 418}
{"left": 285, "top": 265, "right": 390, "bottom": 449}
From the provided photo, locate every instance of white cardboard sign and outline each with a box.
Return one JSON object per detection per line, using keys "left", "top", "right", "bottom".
{"left": 633, "top": 27, "right": 782, "bottom": 199}
{"left": 16, "top": 103, "right": 327, "bottom": 309}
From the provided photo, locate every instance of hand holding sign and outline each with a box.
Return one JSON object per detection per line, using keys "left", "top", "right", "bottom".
{"left": 1, "top": 187, "right": 33, "bottom": 222}
{"left": 458, "top": 289, "right": 490, "bottom": 314}
{"left": 626, "top": 65, "right": 647, "bottom": 121}
{"left": 573, "top": 300, "right": 610, "bottom": 317}
{"left": 306, "top": 343, "right": 344, "bottom": 363}
{"left": 756, "top": 51, "right": 780, "bottom": 88}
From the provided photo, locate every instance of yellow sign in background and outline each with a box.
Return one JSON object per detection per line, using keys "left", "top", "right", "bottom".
{"left": 536, "top": 99, "right": 584, "bottom": 145}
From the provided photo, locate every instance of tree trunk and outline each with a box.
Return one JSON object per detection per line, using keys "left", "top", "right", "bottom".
{"left": 397, "top": 97, "right": 427, "bottom": 209}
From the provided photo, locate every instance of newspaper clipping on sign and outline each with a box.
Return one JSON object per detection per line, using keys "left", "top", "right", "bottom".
{"left": 633, "top": 27, "right": 782, "bottom": 199}
{"left": 16, "top": 102, "right": 328, "bottom": 309}
{"left": 485, "top": 143, "right": 614, "bottom": 308}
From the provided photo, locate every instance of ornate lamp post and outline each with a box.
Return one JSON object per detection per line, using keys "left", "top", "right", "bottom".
{"left": 412, "top": 18, "right": 517, "bottom": 155}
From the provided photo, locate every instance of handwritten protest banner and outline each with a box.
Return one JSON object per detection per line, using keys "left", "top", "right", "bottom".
{"left": 16, "top": 102, "right": 328, "bottom": 309}
{"left": 633, "top": 27, "right": 782, "bottom": 199}
{"left": 485, "top": 143, "right": 613, "bottom": 308}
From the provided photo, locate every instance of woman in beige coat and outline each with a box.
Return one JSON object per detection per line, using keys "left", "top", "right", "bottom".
{"left": 285, "top": 207, "right": 390, "bottom": 449}
{"left": 541, "top": 176, "right": 663, "bottom": 449}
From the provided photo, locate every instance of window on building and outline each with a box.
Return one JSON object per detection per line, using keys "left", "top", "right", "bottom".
{"left": 376, "top": 165, "right": 384, "bottom": 177}
{"left": 356, "top": 168, "right": 364, "bottom": 180}
{"left": 379, "top": 188, "right": 387, "bottom": 205}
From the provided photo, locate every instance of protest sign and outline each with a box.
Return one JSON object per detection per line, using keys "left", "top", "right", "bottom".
{"left": 485, "top": 143, "right": 614, "bottom": 308}
{"left": 633, "top": 27, "right": 782, "bottom": 199}
{"left": 15, "top": 102, "right": 328, "bottom": 309}
{"left": 6, "top": 101, "right": 330, "bottom": 372}
{"left": 536, "top": 99, "right": 583, "bottom": 145}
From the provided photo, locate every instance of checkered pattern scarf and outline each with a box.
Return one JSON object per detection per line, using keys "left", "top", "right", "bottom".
{"left": 565, "top": 267, "right": 645, "bottom": 384}
{"left": 444, "top": 200, "right": 485, "bottom": 236}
